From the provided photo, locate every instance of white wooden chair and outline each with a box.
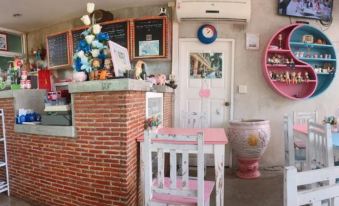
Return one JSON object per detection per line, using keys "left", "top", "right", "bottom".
{"left": 293, "top": 110, "right": 319, "bottom": 150}
{"left": 284, "top": 166, "right": 339, "bottom": 206}
{"left": 293, "top": 110, "right": 318, "bottom": 125}
{"left": 283, "top": 115, "right": 306, "bottom": 170}
{"left": 181, "top": 111, "right": 208, "bottom": 177}
{"left": 307, "top": 122, "right": 334, "bottom": 170}
{"left": 183, "top": 112, "right": 207, "bottom": 128}
{"left": 143, "top": 131, "right": 214, "bottom": 206}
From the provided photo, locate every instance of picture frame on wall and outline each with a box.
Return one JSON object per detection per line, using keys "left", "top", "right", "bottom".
{"left": 132, "top": 16, "right": 167, "bottom": 59}
{"left": 108, "top": 40, "right": 131, "bottom": 77}
{"left": 0, "top": 33, "right": 8, "bottom": 51}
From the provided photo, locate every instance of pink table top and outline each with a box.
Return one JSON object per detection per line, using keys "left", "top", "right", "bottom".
{"left": 137, "top": 128, "right": 228, "bottom": 145}
{"left": 293, "top": 124, "right": 308, "bottom": 135}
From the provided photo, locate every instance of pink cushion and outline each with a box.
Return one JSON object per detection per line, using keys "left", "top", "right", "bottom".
{"left": 294, "top": 140, "right": 306, "bottom": 149}
{"left": 152, "top": 177, "right": 215, "bottom": 205}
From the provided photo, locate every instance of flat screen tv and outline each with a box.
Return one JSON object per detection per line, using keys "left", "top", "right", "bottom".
{"left": 278, "top": 0, "right": 333, "bottom": 21}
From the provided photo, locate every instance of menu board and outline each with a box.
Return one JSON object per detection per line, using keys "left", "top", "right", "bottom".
{"left": 46, "top": 32, "right": 70, "bottom": 69}
{"left": 101, "top": 20, "right": 130, "bottom": 50}
{"left": 71, "top": 27, "right": 88, "bottom": 54}
{"left": 133, "top": 17, "right": 167, "bottom": 58}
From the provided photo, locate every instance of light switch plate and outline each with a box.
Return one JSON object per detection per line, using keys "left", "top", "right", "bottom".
{"left": 238, "top": 85, "right": 248, "bottom": 94}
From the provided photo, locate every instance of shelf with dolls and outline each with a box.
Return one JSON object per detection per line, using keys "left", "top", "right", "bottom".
{"left": 263, "top": 23, "right": 336, "bottom": 100}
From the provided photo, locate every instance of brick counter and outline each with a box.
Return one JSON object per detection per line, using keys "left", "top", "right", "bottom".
{"left": 0, "top": 80, "right": 173, "bottom": 206}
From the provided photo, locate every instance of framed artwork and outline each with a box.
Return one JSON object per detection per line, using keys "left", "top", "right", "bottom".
{"left": 190, "top": 52, "right": 223, "bottom": 79}
{"left": 0, "top": 33, "right": 8, "bottom": 51}
{"left": 108, "top": 40, "right": 131, "bottom": 77}
{"left": 132, "top": 16, "right": 167, "bottom": 59}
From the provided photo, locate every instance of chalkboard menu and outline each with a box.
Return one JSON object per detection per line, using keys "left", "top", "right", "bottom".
{"left": 133, "top": 16, "right": 167, "bottom": 59}
{"left": 101, "top": 20, "right": 130, "bottom": 50}
{"left": 46, "top": 32, "right": 70, "bottom": 69}
{"left": 71, "top": 27, "right": 88, "bottom": 54}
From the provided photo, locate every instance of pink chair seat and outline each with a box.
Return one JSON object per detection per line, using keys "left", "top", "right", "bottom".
{"left": 294, "top": 140, "right": 306, "bottom": 149}
{"left": 152, "top": 177, "right": 215, "bottom": 205}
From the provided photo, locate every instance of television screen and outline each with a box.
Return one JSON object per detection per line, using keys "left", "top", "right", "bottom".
{"left": 278, "top": 0, "right": 333, "bottom": 21}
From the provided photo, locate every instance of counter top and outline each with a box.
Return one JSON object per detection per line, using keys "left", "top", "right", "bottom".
{"left": 0, "top": 89, "right": 46, "bottom": 99}
{"left": 68, "top": 79, "right": 174, "bottom": 93}
{"left": 68, "top": 79, "right": 151, "bottom": 93}
{"left": 14, "top": 124, "right": 76, "bottom": 138}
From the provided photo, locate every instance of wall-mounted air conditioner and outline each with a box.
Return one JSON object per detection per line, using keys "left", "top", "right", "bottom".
{"left": 175, "top": 0, "right": 251, "bottom": 23}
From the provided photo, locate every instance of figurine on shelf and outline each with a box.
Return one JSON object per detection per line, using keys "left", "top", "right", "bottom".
{"left": 296, "top": 72, "right": 303, "bottom": 84}
{"left": 103, "top": 58, "right": 114, "bottom": 79}
{"left": 269, "top": 71, "right": 273, "bottom": 79}
{"left": 315, "top": 38, "right": 324, "bottom": 44}
{"left": 304, "top": 72, "right": 309, "bottom": 82}
{"left": 290, "top": 59, "right": 295, "bottom": 68}
{"left": 278, "top": 34, "right": 283, "bottom": 49}
{"left": 155, "top": 74, "right": 166, "bottom": 86}
{"left": 284, "top": 71, "right": 290, "bottom": 84}
{"left": 291, "top": 71, "right": 297, "bottom": 84}
{"left": 134, "top": 60, "right": 147, "bottom": 80}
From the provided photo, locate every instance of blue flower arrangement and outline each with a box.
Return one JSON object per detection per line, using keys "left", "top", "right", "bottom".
{"left": 72, "top": 3, "right": 110, "bottom": 74}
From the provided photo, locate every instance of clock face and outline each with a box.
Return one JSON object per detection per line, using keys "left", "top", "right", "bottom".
{"left": 202, "top": 27, "right": 214, "bottom": 38}
{"left": 197, "top": 24, "right": 217, "bottom": 44}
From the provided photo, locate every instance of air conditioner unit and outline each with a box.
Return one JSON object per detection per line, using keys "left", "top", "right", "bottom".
{"left": 175, "top": 0, "right": 251, "bottom": 23}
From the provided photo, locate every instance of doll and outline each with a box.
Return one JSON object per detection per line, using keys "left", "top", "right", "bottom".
{"left": 296, "top": 72, "right": 303, "bottom": 84}
{"left": 284, "top": 71, "right": 290, "bottom": 84}
{"left": 291, "top": 71, "right": 297, "bottom": 84}
{"left": 304, "top": 71, "right": 309, "bottom": 82}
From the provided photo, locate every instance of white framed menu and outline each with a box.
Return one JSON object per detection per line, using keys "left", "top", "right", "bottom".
{"left": 108, "top": 40, "right": 131, "bottom": 77}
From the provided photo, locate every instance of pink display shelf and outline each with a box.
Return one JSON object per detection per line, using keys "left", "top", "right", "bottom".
{"left": 263, "top": 24, "right": 318, "bottom": 100}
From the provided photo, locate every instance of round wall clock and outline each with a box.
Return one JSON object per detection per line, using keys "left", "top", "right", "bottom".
{"left": 197, "top": 24, "right": 217, "bottom": 44}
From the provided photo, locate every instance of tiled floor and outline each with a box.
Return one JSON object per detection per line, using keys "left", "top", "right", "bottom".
{"left": 0, "top": 168, "right": 283, "bottom": 206}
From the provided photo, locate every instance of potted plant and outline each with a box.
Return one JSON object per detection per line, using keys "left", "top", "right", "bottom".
{"left": 144, "top": 115, "right": 161, "bottom": 132}
{"left": 323, "top": 116, "right": 337, "bottom": 131}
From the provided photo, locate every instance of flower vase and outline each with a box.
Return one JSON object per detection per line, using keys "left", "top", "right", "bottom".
{"left": 228, "top": 119, "right": 270, "bottom": 179}
{"left": 73, "top": 71, "right": 87, "bottom": 82}
{"left": 150, "top": 127, "right": 158, "bottom": 133}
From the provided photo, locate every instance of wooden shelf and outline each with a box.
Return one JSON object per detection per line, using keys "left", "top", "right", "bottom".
{"left": 290, "top": 42, "right": 334, "bottom": 48}
{"left": 299, "top": 57, "right": 336, "bottom": 62}
{"left": 263, "top": 24, "right": 336, "bottom": 100}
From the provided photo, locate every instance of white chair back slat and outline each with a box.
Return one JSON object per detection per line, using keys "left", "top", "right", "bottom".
{"left": 181, "top": 151, "right": 189, "bottom": 189}
{"left": 293, "top": 110, "right": 318, "bottom": 125}
{"left": 284, "top": 166, "right": 339, "bottom": 206}
{"left": 144, "top": 131, "right": 205, "bottom": 206}
{"left": 184, "top": 112, "right": 207, "bottom": 128}
{"left": 157, "top": 149, "right": 164, "bottom": 188}
{"left": 170, "top": 149, "right": 177, "bottom": 189}
{"left": 307, "top": 122, "right": 334, "bottom": 170}
{"left": 284, "top": 115, "right": 295, "bottom": 166}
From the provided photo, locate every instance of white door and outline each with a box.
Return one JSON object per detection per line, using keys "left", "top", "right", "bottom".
{"left": 175, "top": 38, "right": 234, "bottom": 166}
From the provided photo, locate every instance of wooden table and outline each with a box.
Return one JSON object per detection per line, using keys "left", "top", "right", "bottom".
{"left": 137, "top": 128, "right": 228, "bottom": 206}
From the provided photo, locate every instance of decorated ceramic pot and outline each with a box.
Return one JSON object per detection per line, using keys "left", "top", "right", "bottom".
{"left": 73, "top": 71, "right": 87, "bottom": 82}
{"left": 228, "top": 119, "right": 270, "bottom": 179}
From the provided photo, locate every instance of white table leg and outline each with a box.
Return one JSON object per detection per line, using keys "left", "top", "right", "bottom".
{"left": 140, "top": 143, "right": 144, "bottom": 206}
{"left": 214, "top": 144, "right": 225, "bottom": 206}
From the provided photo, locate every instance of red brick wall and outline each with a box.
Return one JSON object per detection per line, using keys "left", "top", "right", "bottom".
{"left": 163, "top": 93, "right": 173, "bottom": 128}
{"left": 0, "top": 91, "right": 173, "bottom": 206}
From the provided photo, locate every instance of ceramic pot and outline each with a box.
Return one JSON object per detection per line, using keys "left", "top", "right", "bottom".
{"left": 73, "top": 71, "right": 87, "bottom": 82}
{"left": 228, "top": 119, "right": 270, "bottom": 179}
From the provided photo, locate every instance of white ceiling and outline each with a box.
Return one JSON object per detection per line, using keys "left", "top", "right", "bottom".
{"left": 0, "top": 0, "right": 169, "bottom": 32}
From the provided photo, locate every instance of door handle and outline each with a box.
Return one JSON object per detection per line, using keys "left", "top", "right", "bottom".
{"left": 224, "top": 102, "right": 230, "bottom": 107}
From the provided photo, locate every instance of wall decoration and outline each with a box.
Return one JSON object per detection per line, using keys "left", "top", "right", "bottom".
{"left": 246, "top": 33, "right": 259, "bottom": 50}
{"left": 190, "top": 52, "right": 223, "bottom": 79}
{"left": 263, "top": 23, "right": 336, "bottom": 100}
{"left": 197, "top": 24, "right": 217, "bottom": 44}
{"left": 46, "top": 31, "right": 70, "bottom": 69}
{"left": 109, "top": 41, "right": 131, "bottom": 77}
{"left": 132, "top": 16, "right": 167, "bottom": 59}
{"left": 0, "top": 33, "right": 8, "bottom": 51}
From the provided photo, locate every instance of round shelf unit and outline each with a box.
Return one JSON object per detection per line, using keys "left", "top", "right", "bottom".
{"left": 263, "top": 24, "right": 336, "bottom": 100}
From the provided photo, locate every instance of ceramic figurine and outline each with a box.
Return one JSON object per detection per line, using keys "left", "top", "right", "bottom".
{"left": 155, "top": 74, "right": 166, "bottom": 86}
{"left": 291, "top": 71, "right": 297, "bottom": 84}
{"left": 290, "top": 59, "right": 295, "bottom": 68}
{"left": 278, "top": 34, "right": 283, "bottom": 49}
{"left": 304, "top": 72, "right": 309, "bottom": 82}
{"left": 284, "top": 71, "right": 290, "bottom": 84}
{"left": 296, "top": 72, "right": 303, "bottom": 84}
{"left": 134, "top": 60, "right": 147, "bottom": 80}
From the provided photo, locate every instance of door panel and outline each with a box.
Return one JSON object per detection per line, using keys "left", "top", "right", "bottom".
{"left": 177, "top": 39, "right": 234, "bottom": 166}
